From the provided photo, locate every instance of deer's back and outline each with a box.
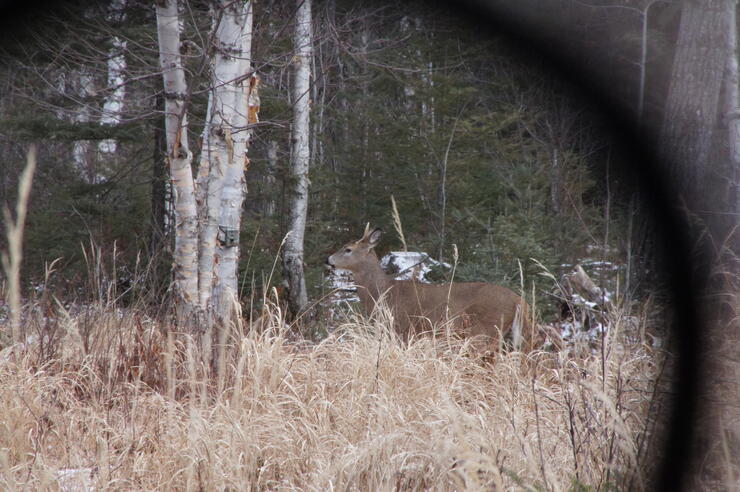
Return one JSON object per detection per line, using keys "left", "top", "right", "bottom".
{"left": 386, "top": 280, "right": 533, "bottom": 347}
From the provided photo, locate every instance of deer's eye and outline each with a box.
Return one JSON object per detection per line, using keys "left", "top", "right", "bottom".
{"left": 344, "top": 248, "right": 352, "bottom": 253}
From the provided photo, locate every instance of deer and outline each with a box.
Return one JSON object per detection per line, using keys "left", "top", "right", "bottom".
{"left": 326, "top": 225, "right": 538, "bottom": 352}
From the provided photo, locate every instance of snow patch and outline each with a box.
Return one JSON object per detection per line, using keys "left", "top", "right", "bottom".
{"left": 380, "top": 251, "right": 450, "bottom": 282}
{"left": 324, "top": 267, "right": 360, "bottom": 305}
{"left": 56, "top": 467, "right": 95, "bottom": 492}
{"left": 323, "top": 251, "right": 450, "bottom": 321}
{"left": 0, "top": 334, "right": 40, "bottom": 361}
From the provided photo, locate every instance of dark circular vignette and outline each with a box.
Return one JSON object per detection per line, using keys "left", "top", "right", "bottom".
{"left": 450, "top": 1, "right": 706, "bottom": 490}
{"left": 0, "top": 0, "right": 707, "bottom": 490}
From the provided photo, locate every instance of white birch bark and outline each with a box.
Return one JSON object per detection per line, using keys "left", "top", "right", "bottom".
{"left": 99, "top": 0, "right": 127, "bottom": 154}
{"left": 156, "top": 0, "right": 199, "bottom": 314}
{"left": 637, "top": 1, "right": 666, "bottom": 122}
{"left": 99, "top": 36, "right": 127, "bottom": 154}
{"left": 72, "top": 70, "right": 96, "bottom": 184}
{"left": 196, "top": 83, "right": 216, "bottom": 310}
{"left": 210, "top": 0, "right": 255, "bottom": 320}
{"left": 283, "top": 0, "right": 312, "bottom": 316}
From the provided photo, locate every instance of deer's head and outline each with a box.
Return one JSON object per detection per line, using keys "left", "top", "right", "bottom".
{"left": 326, "top": 224, "right": 383, "bottom": 273}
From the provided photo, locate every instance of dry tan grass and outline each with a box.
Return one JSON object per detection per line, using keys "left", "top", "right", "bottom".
{"left": 0, "top": 298, "right": 669, "bottom": 491}
{"left": 690, "top": 243, "right": 740, "bottom": 491}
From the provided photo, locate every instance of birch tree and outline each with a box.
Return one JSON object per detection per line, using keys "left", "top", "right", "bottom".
{"left": 99, "top": 0, "right": 128, "bottom": 154}
{"left": 99, "top": 35, "right": 127, "bottom": 154}
{"left": 197, "top": 0, "right": 254, "bottom": 321}
{"left": 71, "top": 69, "right": 97, "bottom": 183}
{"left": 155, "top": 0, "right": 258, "bottom": 325}
{"left": 156, "top": 0, "right": 199, "bottom": 316}
{"left": 283, "top": 0, "right": 312, "bottom": 317}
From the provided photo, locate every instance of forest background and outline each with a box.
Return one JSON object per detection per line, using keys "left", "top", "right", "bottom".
{"left": 1, "top": 0, "right": 707, "bottom": 311}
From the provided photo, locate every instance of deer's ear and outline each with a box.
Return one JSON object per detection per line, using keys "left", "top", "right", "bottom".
{"left": 367, "top": 228, "right": 383, "bottom": 248}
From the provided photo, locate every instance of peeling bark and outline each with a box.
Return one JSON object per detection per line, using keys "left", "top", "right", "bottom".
{"left": 156, "top": 0, "right": 257, "bottom": 326}
{"left": 211, "top": 0, "right": 255, "bottom": 321}
{"left": 156, "top": 0, "right": 198, "bottom": 316}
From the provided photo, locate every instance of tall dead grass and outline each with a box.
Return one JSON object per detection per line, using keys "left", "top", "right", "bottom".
{"left": 0, "top": 292, "right": 668, "bottom": 491}
{"left": 690, "top": 233, "right": 740, "bottom": 490}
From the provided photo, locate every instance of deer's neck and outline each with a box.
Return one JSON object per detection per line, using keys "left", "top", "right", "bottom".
{"left": 351, "top": 259, "right": 393, "bottom": 309}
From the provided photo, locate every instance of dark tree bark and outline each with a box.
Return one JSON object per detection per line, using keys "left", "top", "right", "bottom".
{"left": 658, "top": 0, "right": 731, "bottom": 210}
{"left": 549, "top": 146, "right": 562, "bottom": 216}
{"left": 651, "top": 4, "right": 736, "bottom": 491}
{"left": 722, "top": 2, "right": 740, "bottom": 246}
{"left": 631, "top": 0, "right": 733, "bottom": 293}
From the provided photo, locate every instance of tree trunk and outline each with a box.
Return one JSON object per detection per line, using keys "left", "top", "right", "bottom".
{"left": 99, "top": 34, "right": 127, "bottom": 154}
{"left": 549, "top": 147, "right": 562, "bottom": 215}
{"left": 436, "top": 116, "right": 459, "bottom": 261}
{"left": 197, "top": 0, "right": 246, "bottom": 315}
{"left": 283, "top": 0, "right": 312, "bottom": 318}
{"left": 637, "top": 1, "right": 663, "bottom": 122}
{"left": 360, "top": 17, "right": 370, "bottom": 218}
{"left": 196, "top": 81, "right": 216, "bottom": 310}
{"left": 156, "top": 0, "right": 199, "bottom": 317}
{"left": 210, "top": 0, "right": 255, "bottom": 322}
{"left": 150, "top": 92, "right": 169, "bottom": 252}
{"left": 724, "top": 2, "right": 740, "bottom": 235}
{"left": 658, "top": 0, "right": 730, "bottom": 210}
{"left": 72, "top": 69, "right": 96, "bottom": 184}
{"left": 264, "top": 140, "right": 278, "bottom": 217}
{"left": 310, "top": 6, "right": 327, "bottom": 171}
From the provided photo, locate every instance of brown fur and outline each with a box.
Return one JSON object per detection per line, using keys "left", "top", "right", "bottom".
{"left": 327, "top": 226, "right": 538, "bottom": 351}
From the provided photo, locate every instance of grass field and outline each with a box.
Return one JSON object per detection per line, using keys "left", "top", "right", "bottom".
{"left": 0, "top": 293, "right": 682, "bottom": 491}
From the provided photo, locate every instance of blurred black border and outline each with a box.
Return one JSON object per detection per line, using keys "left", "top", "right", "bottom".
{"left": 455, "top": 2, "right": 704, "bottom": 490}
